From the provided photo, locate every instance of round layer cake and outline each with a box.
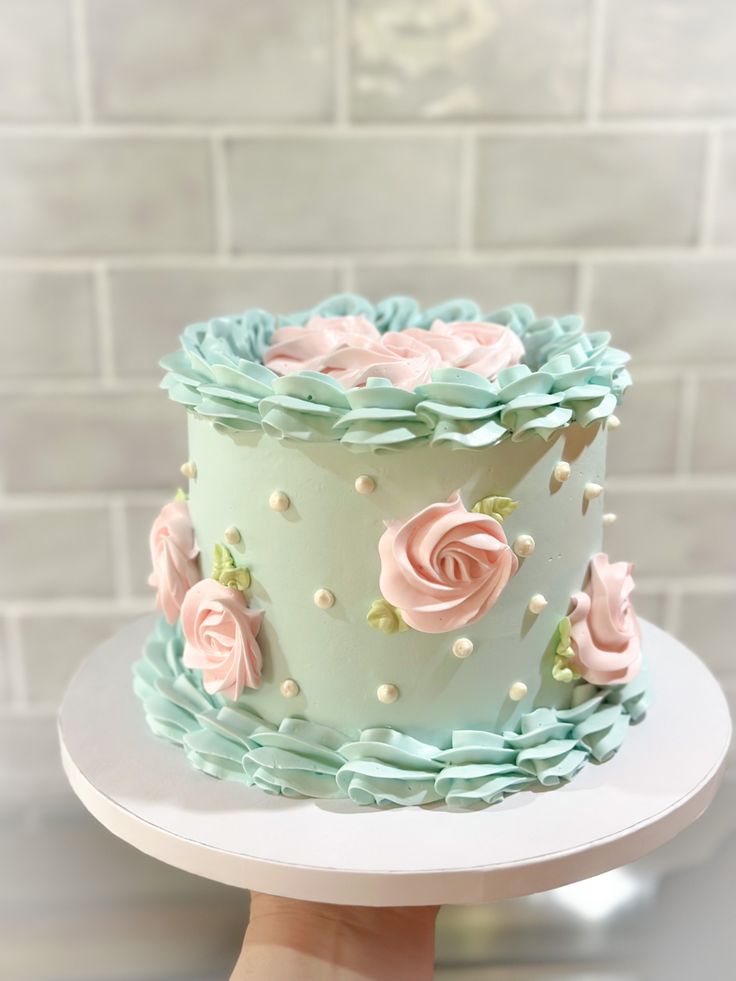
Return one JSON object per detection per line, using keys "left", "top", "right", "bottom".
{"left": 135, "top": 293, "right": 647, "bottom": 809}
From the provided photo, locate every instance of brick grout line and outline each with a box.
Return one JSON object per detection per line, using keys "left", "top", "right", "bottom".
{"left": 68, "top": 0, "right": 94, "bottom": 124}
{"left": 0, "top": 379, "right": 157, "bottom": 395}
{"left": 457, "top": 131, "right": 478, "bottom": 252}
{"left": 0, "top": 703, "right": 58, "bottom": 720}
{"left": 4, "top": 613, "right": 28, "bottom": 712}
{"left": 662, "top": 587, "right": 683, "bottom": 637}
{"left": 0, "top": 599, "right": 153, "bottom": 617}
{"left": 584, "top": 0, "right": 607, "bottom": 124}
{"left": 333, "top": 0, "right": 351, "bottom": 128}
{"left": 209, "top": 134, "right": 232, "bottom": 256}
{"left": 4, "top": 246, "right": 736, "bottom": 270}
{"left": 574, "top": 258, "right": 592, "bottom": 314}
{"left": 3, "top": 119, "right": 736, "bottom": 138}
{"left": 93, "top": 262, "right": 116, "bottom": 383}
{"left": 697, "top": 126, "right": 722, "bottom": 248}
{"left": 674, "top": 372, "right": 699, "bottom": 474}
{"left": 109, "top": 497, "right": 132, "bottom": 601}
{"left": 0, "top": 491, "right": 166, "bottom": 510}
{"left": 338, "top": 259, "right": 355, "bottom": 292}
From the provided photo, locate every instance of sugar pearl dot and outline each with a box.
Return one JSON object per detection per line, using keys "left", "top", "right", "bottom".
{"left": 603, "top": 512, "right": 618, "bottom": 526}
{"left": 607, "top": 415, "right": 621, "bottom": 430}
{"left": 269, "top": 490, "right": 290, "bottom": 512}
{"left": 354, "top": 475, "right": 376, "bottom": 495}
{"left": 280, "top": 679, "right": 300, "bottom": 698}
{"left": 584, "top": 482, "right": 604, "bottom": 501}
{"left": 452, "top": 637, "right": 474, "bottom": 659}
{"left": 513, "top": 534, "right": 536, "bottom": 558}
{"left": 314, "top": 588, "right": 335, "bottom": 609}
{"left": 180, "top": 461, "right": 197, "bottom": 479}
{"left": 553, "top": 461, "right": 571, "bottom": 483}
{"left": 377, "top": 683, "right": 399, "bottom": 704}
{"left": 528, "top": 594, "right": 548, "bottom": 615}
{"left": 509, "top": 681, "right": 528, "bottom": 702}
{"left": 223, "top": 526, "right": 241, "bottom": 545}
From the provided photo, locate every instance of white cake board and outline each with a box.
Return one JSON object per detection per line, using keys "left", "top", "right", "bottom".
{"left": 58, "top": 616, "right": 731, "bottom": 907}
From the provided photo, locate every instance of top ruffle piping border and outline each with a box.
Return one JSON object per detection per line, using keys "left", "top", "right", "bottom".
{"left": 160, "top": 294, "right": 631, "bottom": 451}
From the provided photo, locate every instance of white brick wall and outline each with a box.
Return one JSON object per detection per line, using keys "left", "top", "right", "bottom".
{"left": 1, "top": 0, "right": 734, "bottom": 782}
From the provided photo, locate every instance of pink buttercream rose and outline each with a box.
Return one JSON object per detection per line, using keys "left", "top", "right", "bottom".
{"left": 325, "top": 331, "right": 442, "bottom": 389}
{"left": 263, "top": 313, "right": 525, "bottom": 390}
{"left": 426, "top": 320, "right": 524, "bottom": 379}
{"left": 263, "top": 314, "right": 380, "bottom": 376}
{"left": 181, "top": 579, "right": 264, "bottom": 699}
{"left": 148, "top": 501, "right": 201, "bottom": 624}
{"left": 568, "top": 553, "right": 642, "bottom": 686}
{"left": 378, "top": 491, "right": 518, "bottom": 633}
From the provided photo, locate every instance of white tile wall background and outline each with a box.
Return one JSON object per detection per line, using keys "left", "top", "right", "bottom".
{"left": 1, "top": 0, "right": 735, "bottom": 823}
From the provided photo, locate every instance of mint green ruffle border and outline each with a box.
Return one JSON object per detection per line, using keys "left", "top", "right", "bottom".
{"left": 134, "top": 617, "right": 649, "bottom": 810}
{"left": 159, "top": 293, "right": 631, "bottom": 452}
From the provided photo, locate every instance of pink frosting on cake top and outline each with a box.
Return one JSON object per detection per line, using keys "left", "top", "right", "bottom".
{"left": 264, "top": 314, "right": 380, "bottom": 377}
{"left": 426, "top": 319, "right": 525, "bottom": 378}
{"left": 181, "top": 579, "right": 264, "bottom": 700}
{"left": 378, "top": 490, "right": 518, "bottom": 633}
{"left": 148, "top": 501, "right": 201, "bottom": 624}
{"left": 263, "top": 315, "right": 525, "bottom": 390}
{"left": 568, "top": 553, "right": 642, "bottom": 686}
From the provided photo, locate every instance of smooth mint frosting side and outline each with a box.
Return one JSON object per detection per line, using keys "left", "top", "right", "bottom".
{"left": 134, "top": 616, "right": 650, "bottom": 810}
{"left": 160, "top": 294, "right": 631, "bottom": 452}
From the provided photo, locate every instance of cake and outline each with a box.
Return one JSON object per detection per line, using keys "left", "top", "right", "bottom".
{"left": 134, "top": 293, "right": 647, "bottom": 809}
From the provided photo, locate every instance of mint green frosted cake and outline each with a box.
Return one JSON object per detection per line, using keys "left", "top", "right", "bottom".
{"left": 135, "top": 293, "right": 647, "bottom": 809}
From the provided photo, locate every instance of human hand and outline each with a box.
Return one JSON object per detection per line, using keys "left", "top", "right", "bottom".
{"left": 230, "top": 891, "right": 440, "bottom": 980}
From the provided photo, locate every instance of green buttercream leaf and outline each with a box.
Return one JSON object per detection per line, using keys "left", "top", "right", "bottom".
{"left": 211, "top": 542, "right": 236, "bottom": 580}
{"left": 552, "top": 616, "right": 580, "bottom": 683}
{"left": 367, "top": 598, "right": 409, "bottom": 634}
{"left": 471, "top": 495, "right": 518, "bottom": 522}
{"left": 218, "top": 567, "right": 252, "bottom": 591}
{"left": 174, "top": 488, "right": 188, "bottom": 502}
{"left": 211, "top": 542, "right": 251, "bottom": 591}
{"left": 557, "top": 616, "right": 571, "bottom": 652}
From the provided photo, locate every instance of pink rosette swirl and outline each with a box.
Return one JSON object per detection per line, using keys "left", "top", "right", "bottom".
{"left": 378, "top": 491, "right": 518, "bottom": 633}
{"left": 263, "top": 314, "right": 380, "bottom": 377}
{"left": 568, "top": 553, "right": 642, "bottom": 686}
{"left": 264, "top": 314, "right": 442, "bottom": 391}
{"left": 148, "top": 501, "right": 201, "bottom": 624}
{"left": 405, "top": 320, "right": 524, "bottom": 380}
{"left": 181, "top": 579, "right": 264, "bottom": 699}
{"left": 328, "top": 331, "right": 442, "bottom": 390}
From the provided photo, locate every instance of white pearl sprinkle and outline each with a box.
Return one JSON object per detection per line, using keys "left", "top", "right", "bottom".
{"left": 603, "top": 512, "right": 618, "bottom": 526}
{"left": 509, "top": 681, "right": 528, "bottom": 702}
{"left": 553, "top": 461, "right": 571, "bottom": 483}
{"left": 584, "top": 482, "right": 604, "bottom": 501}
{"left": 452, "top": 637, "right": 474, "bottom": 659}
{"left": 280, "top": 679, "right": 300, "bottom": 698}
{"left": 314, "top": 588, "right": 335, "bottom": 609}
{"left": 269, "top": 490, "right": 290, "bottom": 512}
{"left": 223, "top": 526, "right": 241, "bottom": 545}
{"left": 377, "top": 683, "right": 399, "bottom": 704}
{"left": 180, "top": 461, "right": 197, "bottom": 479}
{"left": 354, "top": 474, "right": 376, "bottom": 495}
{"left": 607, "top": 415, "right": 621, "bottom": 429}
{"left": 513, "top": 534, "right": 536, "bottom": 558}
{"left": 528, "top": 594, "right": 548, "bottom": 615}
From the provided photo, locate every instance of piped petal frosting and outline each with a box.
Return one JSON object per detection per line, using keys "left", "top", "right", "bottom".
{"left": 134, "top": 617, "right": 650, "bottom": 810}
{"left": 160, "top": 294, "right": 631, "bottom": 450}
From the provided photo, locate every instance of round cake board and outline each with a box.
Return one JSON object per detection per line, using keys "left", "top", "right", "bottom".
{"left": 58, "top": 616, "right": 731, "bottom": 907}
